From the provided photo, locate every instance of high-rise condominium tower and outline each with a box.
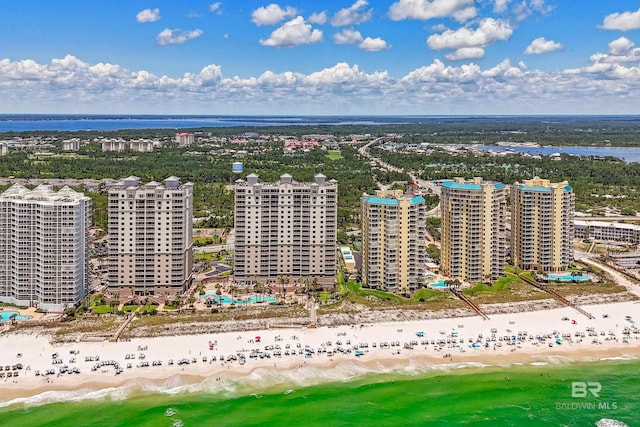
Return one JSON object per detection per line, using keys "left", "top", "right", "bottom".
{"left": 440, "top": 177, "right": 508, "bottom": 284}
{"left": 0, "top": 184, "right": 91, "bottom": 312}
{"left": 234, "top": 173, "right": 337, "bottom": 283}
{"left": 511, "top": 177, "right": 575, "bottom": 272}
{"left": 361, "top": 190, "right": 426, "bottom": 294}
{"left": 108, "top": 176, "right": 193, "bottom": 299}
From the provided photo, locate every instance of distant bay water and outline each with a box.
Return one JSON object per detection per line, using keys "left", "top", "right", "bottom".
{"left": 476, "top": 145, "right": 640, "bottom": 163}
{"left": 0, "top": 114, "right": 402, "bottom": 132}
{"left": 2, "top": 114, "right": 640, "bottom": 162}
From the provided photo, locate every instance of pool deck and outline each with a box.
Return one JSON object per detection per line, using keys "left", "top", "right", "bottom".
{"left": 0, "top": 307, "right": 53, "bottom": 323}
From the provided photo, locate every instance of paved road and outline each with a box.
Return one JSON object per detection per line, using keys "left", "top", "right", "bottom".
{"left": 194, "top": 244, "right": 233, "bottom": 253}
{"left": 359, "top": 137, "right": 442, "bottom": 202}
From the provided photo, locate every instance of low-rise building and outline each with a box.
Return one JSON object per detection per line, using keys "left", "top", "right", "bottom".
{"left": 574, "top": 220, "right": 640, "bottom": 244}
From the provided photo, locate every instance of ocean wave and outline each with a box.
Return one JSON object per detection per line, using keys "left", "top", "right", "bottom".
{"left": 597, "top": 419, "right": 630, "bottom": 427}
{"left": 598, "top": 355, "right": 638, "bottom": 361}
{"left": 2, "top": 354, "right": 637, "bottom": 409}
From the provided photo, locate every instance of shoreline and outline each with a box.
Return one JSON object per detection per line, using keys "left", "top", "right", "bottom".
{"left": 1, "top": 300, "right": 639, "bottom": 408}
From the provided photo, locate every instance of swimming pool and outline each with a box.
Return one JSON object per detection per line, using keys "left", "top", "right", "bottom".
{"left": 0, "top": 311, "right": 32, "bottom": 322}
{"left": 546, "top": 274, "right": 589, "bottom": 282}
{"left": 429, "top": 280, "right": 448, "bottom": 288}
{"left": 200, "top": 292, "right": 277, "bottom": 304}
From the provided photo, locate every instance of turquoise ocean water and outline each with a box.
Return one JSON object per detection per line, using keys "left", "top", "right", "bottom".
{"left": 1, "top": 358, "right": 637, "bottom": 426}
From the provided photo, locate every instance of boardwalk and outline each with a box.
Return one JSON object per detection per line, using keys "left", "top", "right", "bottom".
{"left": 517, "top": 273, "right": 595, "bottom": 320}
{"left": 449, "top": 288, "right": 490, "bottom": 320}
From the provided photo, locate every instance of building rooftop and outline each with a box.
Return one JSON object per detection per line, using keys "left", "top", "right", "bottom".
{"left": 0, "top": 183, "right": 88, "bottom": 202}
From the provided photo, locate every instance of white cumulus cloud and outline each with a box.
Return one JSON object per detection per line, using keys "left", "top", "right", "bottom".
{"left": 331, "top": 0, "right": 373, "bottom": 26}
{"left": 209, "top": 3, "right": 222, "bottom": 14}
{"left": 524, "top": 37, "right": 563, "bottom": 54}
{"left": 308, "top": 11, "right": 327, "bottom": 25}
{"left": 259, "top": 17, "right": 322, "bottom": 47}
{"left": 333, "top": 29, "right": 389, "bottom": 51}
{"left": 3, "top": 51, "right": 640, "bottom": 115}
{"left": 514, "top": 0, "right": 554, "bottom": 22}
{"left": 493, "top": 0, "right": 510, "bottom": 13}
{"left": 600, "top": 8, "right": 640, "bottom": 31}
{"left": 388, "top": 0, "right": 476, "bottom": 23}
{"left": 136, "top": 8, "right": 161, "bottom": 23}
{"left": 359, "top": 37, "right": 389, "bottom": 52}
{"left": 427, "top": 18, "right": 513, "bottom": 51}
{"left": 445, "top": 47, "right": 485, "bottom": 60}
{"left": 587, "top": 37, "right": 640, "bottom": 65}
{"left": 251, "top": 4, "right": 297, "bottom": 26}
{"left": 333, "top": 28, "right": 364, "bottom": 44}
{"left": 156, "top": 28, "right": 203, "bottom": 46}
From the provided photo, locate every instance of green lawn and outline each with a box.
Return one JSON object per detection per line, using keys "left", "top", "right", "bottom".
{"left": 140, "top": 305, "right": 159, "bottom": 314}
{"left": 92, "top": 305, "right": 116, "bottom": 314}
{"left": 325, "top": 150, "right": 342, "bottom": 160}
{"left": 320, "top": 292, "right": 332, "bottom": 303}
{"left": 412, "top": 288, "right": 443, "bottom": 301}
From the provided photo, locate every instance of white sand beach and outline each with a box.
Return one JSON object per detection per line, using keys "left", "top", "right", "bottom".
{"left": 1, "top": 300, "right": 639, "bottom": 407}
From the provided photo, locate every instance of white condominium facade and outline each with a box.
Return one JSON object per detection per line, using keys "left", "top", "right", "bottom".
{"left": 0, "top": 184, "right": 91, "bottom": 312}
{"left": 175, "top": 133, "right": 194, "bottom": 146}
{"left": 108, "top": 176, "right": 193, "bottom": 298}
{"left": 102, "top": 139, "right": 126, "bottom": 152}
{"left": 574, "top": 220, "right": 640, "bottom": 244}
{"left": 440, "top": 177, "right": 508, "bottom": 284}
{"left": 234, "top": 173, "right": 337, "bottom": 283}
{"left": 361, "top": 190, "right": 426, "bottom": 294}
{"left": 511, "top": 177, "right": 575, "bottom": 272}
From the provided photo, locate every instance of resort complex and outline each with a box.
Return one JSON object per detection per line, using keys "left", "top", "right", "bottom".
{"left": 107, "top": 176, "right": 194, "bottom": 299}
{"left": 2, "top": 126, "right": 640, "bottom": 426}
{"left": 361, "top": 190, "right": 427, "bottom": 294}
{"left": 0, "top": 184, "right": 91, "bottom": 312}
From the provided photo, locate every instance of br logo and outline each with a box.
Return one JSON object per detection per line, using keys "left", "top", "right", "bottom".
{"left": 572, "top": 382, "right": 601, "bottom": 398}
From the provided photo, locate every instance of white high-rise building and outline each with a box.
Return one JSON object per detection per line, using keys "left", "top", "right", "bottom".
{"left": 102, "top": 139, "right": 126, "bottom": 152}
{"left": 62, "top": 138, "right": 80, "bottom": 151}
{"left": 175, "top": 133, "right": 194, "bottom": 146}
{"left": 107, "top": 176, "right": 193, "bottom": 299}
{"left": 234, "top": 173, "right": 338, "bottom": 284}
{"left": 0, "top": 184, "right": 91, "bottom": 312}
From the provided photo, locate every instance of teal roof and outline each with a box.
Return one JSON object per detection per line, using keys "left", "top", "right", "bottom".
{"left": 365, "top": 196, "right": 398, "bottom": 205}
{"left": 441, "top": 182, "right": 482, "bottom": 190}
{"left": 364, "top": 196, "right": 425, "bottom": 205}
{"left": 518, "top": 185, "right": 552, "bottom": 193}
{"left": 564, "top": 185, "right": 573, "bottom": 192}
{"left": 441, "top": 181, "right": 504, "bottom": 191}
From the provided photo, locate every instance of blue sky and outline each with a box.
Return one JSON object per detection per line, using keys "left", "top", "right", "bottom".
{"left": 1, "top": 0, "right": 639, "bottom": 115}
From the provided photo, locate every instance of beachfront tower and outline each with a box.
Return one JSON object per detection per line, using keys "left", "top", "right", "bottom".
{"left": 233, "top": 173, "right": 338, "bottom": 285}
{"left": 361, "top": 190, "right": 426, "bottom": 294}
{"left": 107, "top": 176, "right": 193, "bottom": 300}
{"left": 0, "top": 184, "right": 91, "bottom": 312}
{"left": 440, "top": 177, "right": 508, "bottom": 284}
{"left": 511, "top": 177, "right": 575, "bottom": 272}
